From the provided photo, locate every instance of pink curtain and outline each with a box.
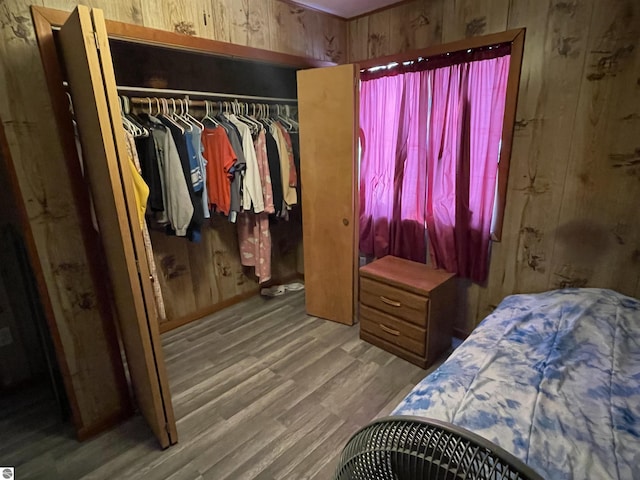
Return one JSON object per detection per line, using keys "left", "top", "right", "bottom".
{"left": 359, "top": 53, "right": 510, "bottom": 283}
{"left": 426, "top": 56, "right": 510, "bottom": 282}
{"left": 425, "top": 65, "right": 463, "bottom": 275}
{"left": 359, "top": 72, "right": 428, "bottom": 262}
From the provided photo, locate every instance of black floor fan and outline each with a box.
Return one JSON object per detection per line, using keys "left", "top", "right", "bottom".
{"left": 333, "top": 417, "right": 544, "bottom": 480}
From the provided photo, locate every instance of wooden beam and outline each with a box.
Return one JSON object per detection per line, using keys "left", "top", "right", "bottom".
{"left": 358, "top": 28, "right": 524, "bottom": 69}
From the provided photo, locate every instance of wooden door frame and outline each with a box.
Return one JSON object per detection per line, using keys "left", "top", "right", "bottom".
{"left": 358, "top": 28, "right": 526, "bottom": 242}
{"left": 30, "top": 5, "right": 335, "bottom": 439}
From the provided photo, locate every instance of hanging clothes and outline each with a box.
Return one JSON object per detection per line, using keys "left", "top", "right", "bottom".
{"left": 124, "top": 130, "right": 167, "bottom": 322}
{"left": 226, "top": 113, "right": 264, "bottom": 213}
{"left": 275, "top": 121, "right": 298, "bottom": 192}
{"left": 159, "top": 117, "right": 204, "bottom": 242}
{"left": 215, "top": 115, "right": 246, "bottom": 223}
{"left": 202, "top": 126, "right": 236, "bottom": 216}
{"left": 237, "top": 212, "right": 271, "bottom": 283}
{"left": 122, "top": 130, "right": 150, "bottom": 230}
{"left": 270, "top": 122, "right": 297, "bottom": 209}
{"left": 190, "top": 125, "right": 210, "bottom": 219}
{"left": 237, "top": 127, "right": 275, "bottom": 283}
{"left": 127, "top": 157, "right": 149, "bottom": 230}
{"left": 265, "top": 128, "right": 284, "bottom": 216}
{"left": 147, "top": 115, "right": 194, "bottom": 236}
{"left": 135, "top": 133, "right": 164, "bottom": 213}
{"left": 185, "top": 129, "right": 205, "bottom": 193}
{"left": 254, "top": 129, "right": 275, "bottom": 215}
{"left": 289, "top": 131, "right": 302, "bottom": 203}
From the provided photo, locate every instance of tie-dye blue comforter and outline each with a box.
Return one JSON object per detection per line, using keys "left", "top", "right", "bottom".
{"left": 393, "top": 288, "right": 640, "bottom": 479}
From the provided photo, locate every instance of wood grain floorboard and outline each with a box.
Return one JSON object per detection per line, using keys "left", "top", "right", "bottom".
{"left": 2, "top": 291, "right": 445, "bottom": 479}
{"left": 222, "top": 407, "right": 334, "bottom": 480}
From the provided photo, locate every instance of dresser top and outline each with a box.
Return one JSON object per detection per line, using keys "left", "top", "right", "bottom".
{"left": 359, "top": 256, "right": 455, "bottom": 295}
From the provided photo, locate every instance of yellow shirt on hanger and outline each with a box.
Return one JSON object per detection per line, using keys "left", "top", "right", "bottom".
{"left": 123, "top": 130, "right": 150, "bottom": 229}
{"left": 128, "top": 158, "right": 150, "bottom": 230}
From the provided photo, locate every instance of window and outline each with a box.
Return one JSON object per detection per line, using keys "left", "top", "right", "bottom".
{"left": 358, "top": 30, "right": 525, "bottom": 283}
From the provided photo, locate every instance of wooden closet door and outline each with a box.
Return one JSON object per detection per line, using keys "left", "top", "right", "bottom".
{"left": 58, "top": 5, "right": 177, "bottom": 448}
{"left": 297, "top": 65, "right": 359, "bottom": 325}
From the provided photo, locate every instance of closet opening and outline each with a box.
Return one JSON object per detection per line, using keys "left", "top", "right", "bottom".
{"left": 47, "top": 17, "right": 326, "bottom": 334}
{"left": 103, "top": 37, "right": 307, "bottom": 333}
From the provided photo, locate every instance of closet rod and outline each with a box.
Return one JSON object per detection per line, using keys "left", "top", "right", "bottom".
{"left": 116, "top": 85, "right": 297, "bottom": 103}
{"left": 126, "top": 97, "right": 281, "bottom": 110}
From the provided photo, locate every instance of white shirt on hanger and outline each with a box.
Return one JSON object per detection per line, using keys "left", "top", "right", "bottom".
{"left": 226, "top": 113, "right": 265, "bottom": 214}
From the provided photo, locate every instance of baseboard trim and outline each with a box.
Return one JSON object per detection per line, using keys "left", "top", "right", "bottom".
{"left": 158, "top": 273, "right": 306, "bottom": 334}
{"left": 159, "top": 290, "right": 258, "bottom": 333}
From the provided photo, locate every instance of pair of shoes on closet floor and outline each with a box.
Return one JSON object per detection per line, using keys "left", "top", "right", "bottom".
{"left": 261, "top": 285, "right": 286, "bottom": 297}
{"left": 284, "top": 282, "right": 304, "bottom": 292}
{"left": 260, "top": 282, "right": 305, "bottom": 297}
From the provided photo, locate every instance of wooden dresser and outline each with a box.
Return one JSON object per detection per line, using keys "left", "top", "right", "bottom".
{"left": 359, "top": 256, "right": 456, "bottom": 368}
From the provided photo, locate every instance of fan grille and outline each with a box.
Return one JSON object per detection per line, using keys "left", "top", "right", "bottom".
{"left": 334, "top": 417, "right": 543, "bottom": 480}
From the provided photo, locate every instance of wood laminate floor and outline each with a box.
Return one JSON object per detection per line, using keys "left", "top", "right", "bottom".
{"left": 1, "top": 291, "right": 444, "bottom": 479}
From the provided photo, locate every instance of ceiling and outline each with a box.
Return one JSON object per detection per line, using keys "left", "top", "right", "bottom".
{"left": 293, "top": 0, "right": 403, "bottom": 19}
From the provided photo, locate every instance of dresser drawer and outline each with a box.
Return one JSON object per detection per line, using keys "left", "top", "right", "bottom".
{"left": 360, "top": 304, "right": 426, "bottom": 357}
{"left": 360, "top": 277, "right": 428, "bottom": 327}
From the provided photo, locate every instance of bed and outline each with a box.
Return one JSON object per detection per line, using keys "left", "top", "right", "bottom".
{"left": 391, "top": 288, "right": 640, "bottom": 479}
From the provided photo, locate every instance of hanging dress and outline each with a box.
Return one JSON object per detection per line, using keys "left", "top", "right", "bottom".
{"left": 237, "top": 128, "right": 275, "bottom": 283}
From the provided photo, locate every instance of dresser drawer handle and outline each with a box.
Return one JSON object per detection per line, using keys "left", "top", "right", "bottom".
{"left": 379, "top": 324, "right": 400, "bottom": 336}
{"left": 380, "top": 296, "right": 402, "bottom": 308}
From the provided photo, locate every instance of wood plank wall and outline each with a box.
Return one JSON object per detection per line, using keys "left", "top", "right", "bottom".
{"left": 348, "top": 0, "right": 640, "bottom": 334}
{"left": 0, "top": 125, "right": 41, "bottom": 390}
{"left": 149, "top": 216, "right": 302, "bottom": 327}
{"left": 0, "top": 0, "right": 345, "bottom": 434}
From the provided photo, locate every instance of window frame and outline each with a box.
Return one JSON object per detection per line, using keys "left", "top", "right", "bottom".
{"left": 358, "top": 28, "right": 526, "bottom": 242}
